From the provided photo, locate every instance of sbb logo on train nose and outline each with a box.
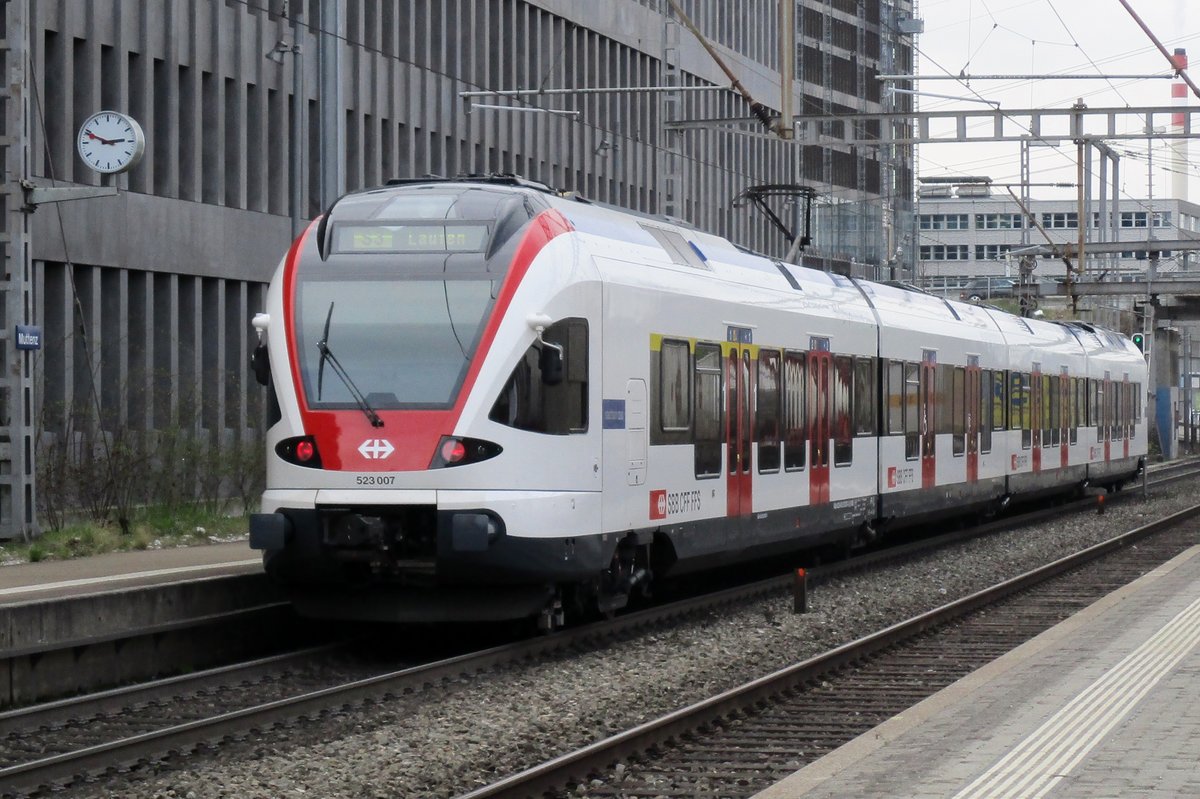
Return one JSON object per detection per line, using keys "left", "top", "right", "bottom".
{"left": 358, "top": 438, "right": 395, "bottom": 460}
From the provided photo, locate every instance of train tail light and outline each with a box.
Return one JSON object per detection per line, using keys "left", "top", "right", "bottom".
{"left": 429, "top": 436, "right": 502, "bottom": 468}
{"left": 276, "top": 435, "right": 323, "bottom": 468}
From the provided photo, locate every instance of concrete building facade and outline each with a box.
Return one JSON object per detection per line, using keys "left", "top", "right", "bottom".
{"left": 915, "top": 189, "right": 1200, "bottom": 297}
{"left": 0, "top": 0, "right": 916, "bottom": 538}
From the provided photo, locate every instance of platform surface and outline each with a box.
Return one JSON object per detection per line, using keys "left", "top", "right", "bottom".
{"left": 754, "top": 544, "right": 1200, "bottom": 799}
{"left": 0, "top": 540, "right": 260, "bottom": 604}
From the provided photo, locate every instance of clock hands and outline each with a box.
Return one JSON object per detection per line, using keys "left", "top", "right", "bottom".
{"left": 84, "top": 130, "right": 126, "bottom": 146}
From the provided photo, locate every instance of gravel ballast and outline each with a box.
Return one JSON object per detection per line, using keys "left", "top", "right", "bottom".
{"left": 73, "top": 483, "right": 1199, "bottom": 799}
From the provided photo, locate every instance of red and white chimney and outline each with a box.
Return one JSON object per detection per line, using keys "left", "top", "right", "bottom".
{"left": 1170, "top": 48, "right": 1189, "bottom": 202}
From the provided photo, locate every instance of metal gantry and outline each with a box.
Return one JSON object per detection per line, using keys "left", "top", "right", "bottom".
{"left": 665, "top": 104, "right": 1200, "bottom": 145}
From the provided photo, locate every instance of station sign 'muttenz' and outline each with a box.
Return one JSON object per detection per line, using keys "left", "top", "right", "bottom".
{"left": 15, "top": 325, "right": 41, "bottom": 350}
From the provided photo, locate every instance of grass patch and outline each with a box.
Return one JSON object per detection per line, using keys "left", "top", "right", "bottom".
{"left": 0, "top": 509, "right": 248, "bottom": 566}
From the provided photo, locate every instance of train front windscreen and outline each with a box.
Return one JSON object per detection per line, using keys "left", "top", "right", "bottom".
{"left": 294, "top": 277, "right": 495, "bottom": 410}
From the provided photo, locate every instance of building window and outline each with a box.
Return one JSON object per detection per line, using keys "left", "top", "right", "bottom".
{"left": 1116, "top": 211, "right": 1171, "bottom": 228}
{"left": 919, "top": 213, "right": 970, "bottom": 230}
{"left": 975, "top": 244, "right": 1014, "bottom": 260}
{"left": 1122, "top": 250, "right": 1173, "bottom": 260}
{"left": 919, "top": 244, "right": 970, "bottom": 261}
{"left": 975, "top": 213, "right": 1023, "bottom": 229}
{"left": 1042, "top": 212, "right": 1078, "bottom": 229}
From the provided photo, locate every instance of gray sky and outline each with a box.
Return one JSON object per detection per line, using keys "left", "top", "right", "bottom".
{"left": 914, "top": 0, "right": 1198, "bottom": 204}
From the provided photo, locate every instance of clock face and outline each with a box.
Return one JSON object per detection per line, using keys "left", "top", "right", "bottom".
{"left": 77, "top": 111, "right": 145, "bottom": 174}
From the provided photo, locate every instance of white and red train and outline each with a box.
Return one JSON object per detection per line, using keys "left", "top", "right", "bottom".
{"left": 249, "top": 176, "right": 1147, "bottom": 625}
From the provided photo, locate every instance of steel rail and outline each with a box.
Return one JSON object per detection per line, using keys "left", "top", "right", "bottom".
{"left": 0, "top": 643, "right": 346, "bottom": 732}
{"left": 0, "top": 593, "right": 765, "bottom": 795}
{"left": 4, "top": 461, "right": 1196, "bottom": 796}
{"left": 454, "top": 503, "right": 1200, "bottom": 799}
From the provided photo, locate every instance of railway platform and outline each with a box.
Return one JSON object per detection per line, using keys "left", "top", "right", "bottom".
{"left": 0, "top": 539, "right": 260, "bottom": 605}
{"left": 754, "top": 543, "right": 1200, "bottom": 798}
{"left": 0, "top": 541, "right": 287, "bottom": 707}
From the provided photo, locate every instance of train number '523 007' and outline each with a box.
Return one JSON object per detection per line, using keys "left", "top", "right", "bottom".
{"left": 355, "top": 475, "right": 396, "bottom": 486}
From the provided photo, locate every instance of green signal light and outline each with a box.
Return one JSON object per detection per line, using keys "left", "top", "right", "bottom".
{"left": 1132, "top": 333, "right": 1145, "bottom": 352}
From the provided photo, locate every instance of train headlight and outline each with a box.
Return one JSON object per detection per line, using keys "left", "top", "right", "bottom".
{"left": 429, "top": 436, "right": 502, "bottom": 468}
{"left": 295, "top": 439, "right": 316, "bottom": 462}
{"left": 441, "top": 438, "right": 467, "bottom": 464}
{"left": 276, "top": 435, "right": 323, "bottom": 468}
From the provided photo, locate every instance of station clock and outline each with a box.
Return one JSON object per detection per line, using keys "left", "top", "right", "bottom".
{"left": 77, "top": 111, "right": 145, "bottom": 174}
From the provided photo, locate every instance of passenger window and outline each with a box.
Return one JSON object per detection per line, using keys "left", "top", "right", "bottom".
{"left": 904, "top": 362, "right": 920, "bottom": 460}
{"left": 694, "top": 343, "right": 722, "bottom": 478}
{"left": 952, "top": 366, "right": 965, "bottom": 456}
{"left": 853, "top": 357, "right": 876, "bottom": 436}
{"left": 992, "top": 370, "right": 1007, "bottom": 432}
{"left": 1115, "top": 383, "right": 1125, "bottom": 440}
{"left": 784, "top": 351, "right": 806, "bottom": 470}
{"left": 833, "top": 355, "right": 853, "bottom": 466}
{"left": 887, "top": 360, "right": 904, "bottom": 435}
{"left": 935, "top": 364, "right": 953, "bottom": 436}
{"left": 980, "top": 370, "right": 993, "bottom": 454}
{"left": 757, "top": 350, "right": 781, "bottom": 473}
{"left": 1019, "top": 373, "right": 1032, "bottom": 449}
{"left": 1040, "top": 375, "right": 1051, "bottom": 447}
{"left": 1050, "top": 375, "right": 1061, "bottom": 446}
{"left": 660, "top": 339, "right": 691, "bottom": 432}
{"left": 489, "top": 318, "right": 587, "bottom": 434}
{"left": 1070, "top": 377, "right": 1081, "bottom": 445}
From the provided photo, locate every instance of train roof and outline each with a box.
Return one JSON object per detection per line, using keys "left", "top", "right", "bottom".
{"left": 340, "top": 178, "right": 1141, "bottom": 361}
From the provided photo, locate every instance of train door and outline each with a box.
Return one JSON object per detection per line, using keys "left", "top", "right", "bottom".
{"left": 808, "top": 340, "right": 831, "bottom": 504}
{"left": 725, "top": 341, "right": 752, "bottom": 518}
{"left": 920, "top": 350, "right": 936, "bottom": 489}
{"left": 1031, "top": 363, "right": 1042, "bottom": 473}
{"left": 966, "top": 356, "right": 980, "bottom": 482}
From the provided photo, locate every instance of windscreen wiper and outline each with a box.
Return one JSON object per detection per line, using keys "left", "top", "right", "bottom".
{"left": 316, "top": 301, "right": 384, "bottom": 428}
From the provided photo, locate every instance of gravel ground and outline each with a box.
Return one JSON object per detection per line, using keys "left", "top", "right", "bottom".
{"left": 73, "top": 482, "right": 1199, "bottom": 799}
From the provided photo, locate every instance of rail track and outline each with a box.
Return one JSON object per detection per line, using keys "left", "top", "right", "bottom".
{"left": 459, "top": 507, "right": 1200, "bottom": 799}
{"left": 2, "top": 460, "right": 1196, "bottom": 798}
